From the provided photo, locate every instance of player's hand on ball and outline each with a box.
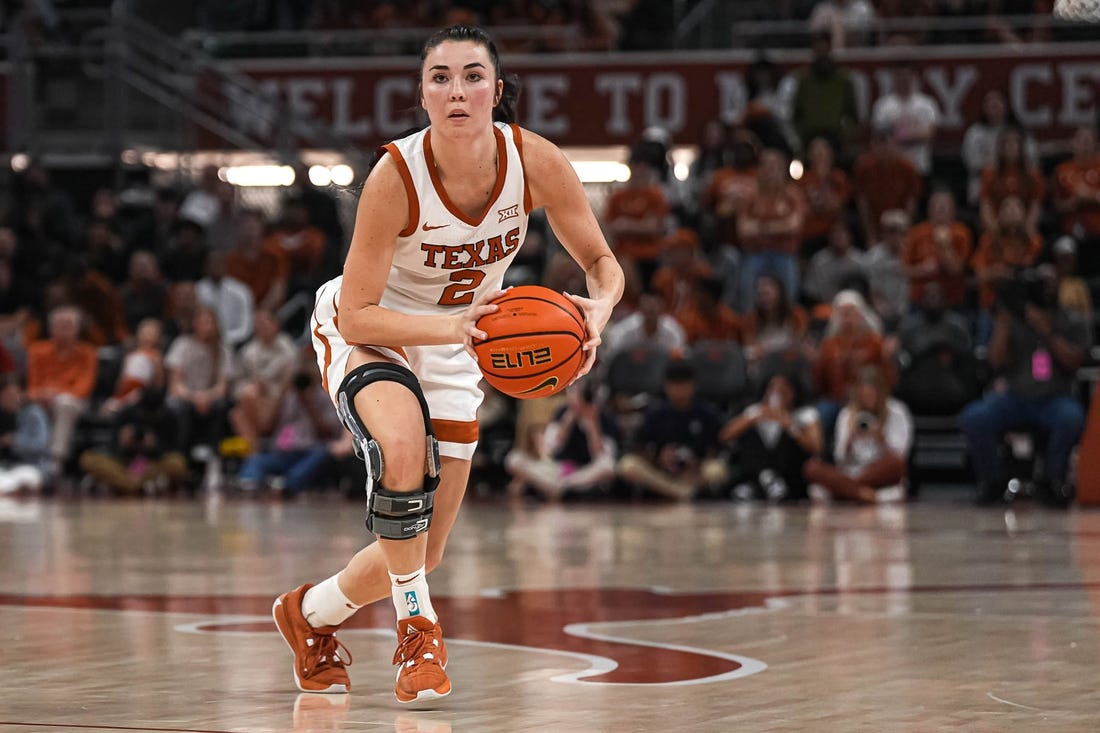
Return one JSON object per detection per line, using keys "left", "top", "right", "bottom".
{"left": 562, "top": 292, "right": 613, "bottom": 382}
{"left": 457, "top": 288, "right": 507, "bottom": 360}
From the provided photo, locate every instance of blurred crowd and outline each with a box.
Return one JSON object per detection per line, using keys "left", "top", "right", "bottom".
{"left": 0, "top": 32, "right": 1098, "bottom": 507}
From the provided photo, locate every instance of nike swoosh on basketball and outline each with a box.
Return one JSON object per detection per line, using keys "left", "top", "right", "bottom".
{"left": 422, "top": 223, "right": 448, "bottom": 231}
{"left": 518, "top": 376, "right": 559, "bottom": 395}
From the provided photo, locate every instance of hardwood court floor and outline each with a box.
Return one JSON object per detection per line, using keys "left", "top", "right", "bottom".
{"left": 1, "top": 492, "right": 1099, "bottom": 732}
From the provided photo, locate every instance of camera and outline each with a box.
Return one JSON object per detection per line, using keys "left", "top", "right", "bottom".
{"left": 995, "top": 267, "right": 1053, "bottom": 319}
{"left": 855, "top": 411, "right": 876, "bottom": 433}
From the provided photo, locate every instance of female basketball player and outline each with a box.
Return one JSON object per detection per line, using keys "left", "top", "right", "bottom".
{"left": 273, "top": 25, "right": 624, "bottom": 703}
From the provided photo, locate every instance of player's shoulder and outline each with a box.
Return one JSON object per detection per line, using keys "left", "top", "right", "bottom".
{"left": 508, "top": 125, "right": 568, "bottom": 171}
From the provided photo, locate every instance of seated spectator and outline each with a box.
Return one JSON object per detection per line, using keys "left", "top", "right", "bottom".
{"left": 737, "top": 148, "right": 806, "bottom": 309}
{"left": 1053, "top": 125, "right": 1100, "bottom": 277}
{"left": 53, "top": 256, "right": 129, "bottom": 347}
{"left": 862, "top": 209, "right": 910, "bottom": 327}
{"left": 803, "top": 221, "right": 864, "bottom": 308}
{"left": 720, "top": 371, "right": 822, "bottom": 502}
{"left": 853, "top": 126, "right": 921, "bottom": 244}
{"left": 83, "top": 217, "right": 131, "bottom": 285}
{"left": 903, "top": 189, "right": 972, "bottom": 310}
{"left": 1049, "top": 237, "right": 1092, "bottom": 326}
{"left": 504, "top": 381, "right": 618, "bottom": 501}
{"left": 871, "top": 63, "right": 940, "bottom": 178}
{"left": 896, "top": 283, "right": 979, "bottom": 416}
{"left": 813, "top": 290, "right": 893, "bottom": 438}
{"left": 979, "top": 126, "right": 1044, "bottom": 235}
{"left": 798, "top": 137, "right": 850, "bottom": 258}
{"left": 741, "top": 274, "right": 809, "bottom": 364}
{"left": 0, "top": 376, "right": 50, "bottom": 494}
{"left": 26, "top": 306, "right": 97, "bottom": 475}
{"left": 962, "top": 90, "right": 1037, "bottom": 206}
{"left": 0, "top": 256, "right": 32, "bottom": 376}
{"left": 225, "top": 209, "right": 288, "bottom": 311}
{"left": 159, "top": 218, "right": 210, "bottom": 283}
{"left": 164, "top": 282, "right": 198, "bottom": 342}
{"left": 119, "top": 250, "right": 169, "bottom": 334}
{"left": 266, "top": 197, "right": 326, "bottom": 295}
{"left": 237, "top": 366, "right": 342, "bottom": 493}
{"left": 703, "top": 131, "right": 759, "bottom": 249}
{"left": 604, "top": 146, "right": 670, "bottom": 286}
{"left": 971, "top": 196, "right": 1043, "bottom": 344}
{"left": 959, "top": 276, "right": 1089, "bottom": 506}
{"left": 675, "top": 276, "right": 741, "bottom": 345}
{"left": 165, "top": 306, "right": 233, "bottom": 472}
{"left": 102, "top": 318, "right": 165, "bottom": 415}
{"left": 229, "top": 309, "right": 299, "bottom": 450}
{"left": 196, "top": 251, "right": 254, "bottom": 347}
{"left": 651, "top": 228, "right": 710, "bottom": 313}
{"left": 79, "top": 386, "right": 187, "bottom": 495}
{"left": 617, "top": 359, "right": 726, "bottom": 500}
{"left": 804, "top": 366, "right": 913, "bottom": 504}
{"left": 601, "top": 291, "right": 686, "bottom": 364}
{"left": 687, "top": 118, "right": 731, "bottom": 213}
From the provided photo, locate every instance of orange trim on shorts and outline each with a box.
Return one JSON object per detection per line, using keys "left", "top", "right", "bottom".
{"left": 313, "top": 318, "right": 333, "bottom": 397}
{"left": 431, "top": 418, "right": 479, "bottom": 444}
{"left": 424, "top": 126, "right": 508, "bottom": 227}
{"left": 509, "top": 123, "right": 533, "bottom": 214}
{"left": 383, "top": 142, "right": 420, "bottom": 238}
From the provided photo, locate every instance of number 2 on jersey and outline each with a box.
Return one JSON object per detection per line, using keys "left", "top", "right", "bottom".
{"left": 438, "top": 269, "right": 486, "bottom": 306}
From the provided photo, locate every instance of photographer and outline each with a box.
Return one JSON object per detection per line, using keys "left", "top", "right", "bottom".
{"left": 804, "top": 366, "right": 913, "bottom": 503}
{"left": 79, "top": 386, "right": 187, "bottom": 495}
{"left": 959, "top": 269, "right": 1089, "bottom": 505}
{"left": 504, "top": 381, "right": 618, "bottom": 501}
{"left": 617, "top": 359, "right": 727, "bottom": 501}
{"left": 720, "top": 371, "right": 822, "bottom": 502}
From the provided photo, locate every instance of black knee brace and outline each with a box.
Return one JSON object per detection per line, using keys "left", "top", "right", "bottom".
{"left": 335, "top": 362, "right": 441, "bottom": 540}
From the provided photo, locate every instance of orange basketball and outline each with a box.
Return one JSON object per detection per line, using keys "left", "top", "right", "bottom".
{"left": 473, "top": 285, "right": 586, "bottom": 399}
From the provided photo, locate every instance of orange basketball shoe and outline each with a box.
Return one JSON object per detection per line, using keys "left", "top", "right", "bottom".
{"left": 273, "top": 584, "right": 353, "bottom": 693}
{"left": 392, "top": 616, "right": 451, "bottom": 703}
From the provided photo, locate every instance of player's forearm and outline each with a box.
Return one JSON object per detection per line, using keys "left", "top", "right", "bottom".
{"left": 337, "top": 305, "right": 460, "bottom": 347}
{"left": 583, "top": 253, "right": 624, "bottom": 306}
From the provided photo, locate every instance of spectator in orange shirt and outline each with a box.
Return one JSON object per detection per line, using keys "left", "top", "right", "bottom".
{"left": 674, "top": 277, "right": 741, "bottom": 345}
{"left": 604, "top": 148, "right": 670, "bottom": 286}
{"left": 225, "top": 209, "right": 288, "bottom": 311}
{"left": 902, "top": 189, "right": 973, "bottom": 309}
{"left": 1053, "top": 125, "right": 1100, "bottom": 276}
{"left": 703, "top": 132, "right": 760, "bottom": 249}
{"left": 813, "top": 290, "right": 893, "bottom": 440}
{"left": 26, "top": 306, "right": 98, "bottom": 474}
{"left": 799, "top": 137, "right": 850, "bottom": 258}
{"left": 266, "top": 197, "right": 327, "bottom": 296}
{"left": 651, "top": 228, "right": 710, "bottom": 313}
{"left": 853, "top": 126, "right": 921, "bottom": 244}
{"left": 737, "top": 148, "right": 806, "bottom": 310}
{"left": 979, "top": 125, "right": 1045, "bottom": 235}
{"left": 971, "top": 196, "right": 1043, "bottom": 343}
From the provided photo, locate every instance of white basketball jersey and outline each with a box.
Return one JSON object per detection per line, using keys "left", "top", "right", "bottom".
{"left": 366, "top": 121, "right": 531, "bottom": 316}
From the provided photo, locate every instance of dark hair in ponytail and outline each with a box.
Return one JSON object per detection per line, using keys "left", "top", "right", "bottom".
{"left": 420, "top": 25, "right": 521, "bottom": 124}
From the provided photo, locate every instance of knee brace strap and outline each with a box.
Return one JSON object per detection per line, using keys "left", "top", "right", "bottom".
{"left": 367, "top": 485, "right": 436, "bottom": 539}
{"left": 335, "top": 361, "right": 442, "bottom": 540}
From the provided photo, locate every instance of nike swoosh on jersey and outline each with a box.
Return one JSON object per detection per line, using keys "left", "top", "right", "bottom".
{"left": 518, "top": 376, "right": 559, "bottom": 395}
{"left": 422, "top": 223, "right": 448, "bottom": 231}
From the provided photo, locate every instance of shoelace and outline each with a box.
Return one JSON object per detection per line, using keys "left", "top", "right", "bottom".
{"left": 392, "top": 625, "right": 442, "bottom": 668}
{"left": 303, "top": 633, "right": 353, "bottom": 677}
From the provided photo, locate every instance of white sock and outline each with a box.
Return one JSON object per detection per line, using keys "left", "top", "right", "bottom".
{"left": 301, "top": 574, "right": 362, "bottom": 629}
{"left": 389, "top": 566, "right": 437, "bottom": 624}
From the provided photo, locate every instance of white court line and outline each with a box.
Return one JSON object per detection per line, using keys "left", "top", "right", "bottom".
{"left": 174, "top": 606, "right": 774, "bottom": 688}
{"left": 986, "top": 692, "right": 1047, "bottom": 713}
